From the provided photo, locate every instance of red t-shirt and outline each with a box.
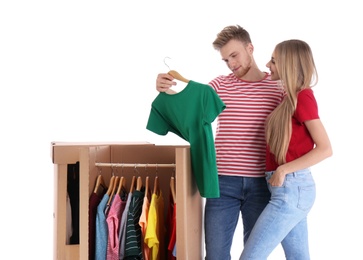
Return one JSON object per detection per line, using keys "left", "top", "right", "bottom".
{"left": 266, "top": 88, "right": 319, "bottom": 171}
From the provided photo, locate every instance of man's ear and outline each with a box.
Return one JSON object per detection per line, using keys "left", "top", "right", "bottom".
{"left": 247, "top": 42, "right": 254, "bottom": 54}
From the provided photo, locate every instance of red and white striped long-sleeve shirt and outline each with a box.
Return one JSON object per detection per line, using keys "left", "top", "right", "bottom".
{"left": 209, "top": 72, "right": 284, "bottom": 177}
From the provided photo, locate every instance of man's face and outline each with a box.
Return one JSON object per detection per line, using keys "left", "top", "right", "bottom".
{"left": 220, "top": 39, "right": 253, "bottom": 79}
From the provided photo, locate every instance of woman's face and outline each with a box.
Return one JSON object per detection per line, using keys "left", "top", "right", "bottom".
{"left": 266, "top": 50, "right": 280, "bottom": 81}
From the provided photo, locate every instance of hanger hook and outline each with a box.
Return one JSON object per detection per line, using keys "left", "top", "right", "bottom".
{"left": 111, "top": 164, "right": 115, "bottom": 177}
{"left": 134, "top": 164, "right": 140, "bottom": 175}
{"left": 164, "top": 56, "right": 171, "bottom": 70}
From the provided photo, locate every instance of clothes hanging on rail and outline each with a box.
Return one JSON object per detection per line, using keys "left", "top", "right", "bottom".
{"left": 124, "top": 188, "right": 145, "bottom": 259}
{"left": 89, "top": 191, "right": 105, "bottom": 260}
{"left": 146, "top": 80, "right": 226, "bottom": 198}
{"left": 139, "top": 193, "right": 151, "bottom": 260}
{"left": 106, "top": 188, "right": 127, "bottom": 260}
{"left": 90, "top": 175, "right": 176, "bottom": 260}
{"left": 95, "top": 193, "right": 110, "bottom": 260}
{"left": 119, "top": 190, "right": 132, "bottom": 259}
{"left": 166, "top": 192, "right": 176, "bottom": 260}
{"left": 145, "top": 190, "right": 166, "bottom": 260}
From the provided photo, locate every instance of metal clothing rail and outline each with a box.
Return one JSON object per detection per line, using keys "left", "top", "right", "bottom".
{"left": 95, "top": 162, "right": 175, "bottom": 168}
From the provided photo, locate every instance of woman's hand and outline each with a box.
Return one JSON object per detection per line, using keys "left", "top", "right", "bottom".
{"left": 268, "top": 167, "right": 287, "bottom": 187}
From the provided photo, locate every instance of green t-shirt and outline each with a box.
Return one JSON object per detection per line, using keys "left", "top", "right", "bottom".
{"left": 146, "top": 80, "right": 226, "bottom": 198}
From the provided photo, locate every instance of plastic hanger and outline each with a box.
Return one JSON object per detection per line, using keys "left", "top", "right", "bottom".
{"left": 164, "top": 57, "right": 189, "bottom": 83}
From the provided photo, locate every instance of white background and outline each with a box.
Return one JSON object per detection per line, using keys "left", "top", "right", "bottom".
{"left": 1, "top": 1, "right": 362, "bottom": 259}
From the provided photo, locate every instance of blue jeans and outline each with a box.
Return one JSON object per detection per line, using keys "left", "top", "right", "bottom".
{"left": 204, "top": 175, "right": 270, "bottom": 260}
{"left": 240, "top": 168, "right": 316, "bottom": 260}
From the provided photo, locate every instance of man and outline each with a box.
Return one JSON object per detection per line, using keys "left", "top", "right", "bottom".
{"left": 156, "top": 25, "right": 284, "bottom": 259}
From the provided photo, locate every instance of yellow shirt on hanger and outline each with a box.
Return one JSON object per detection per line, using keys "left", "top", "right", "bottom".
{"left": 144, "top": 191, "right": 165, "bottom": 260}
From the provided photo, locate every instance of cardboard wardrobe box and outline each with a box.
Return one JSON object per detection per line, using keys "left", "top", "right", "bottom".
{"left": 51, "top": 141, "right": 204, "bottom": 260}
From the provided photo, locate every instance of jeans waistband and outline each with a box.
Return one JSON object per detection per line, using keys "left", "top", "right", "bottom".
{"left": 265, "top": 168, "right": 311, "bottom": 177}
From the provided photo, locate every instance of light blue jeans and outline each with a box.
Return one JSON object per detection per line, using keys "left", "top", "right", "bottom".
{"left": 240, "top": 168, "right": 316, "bottom": 260}
{"left": 205, "top": 175, "right": 271, "bottom": 260}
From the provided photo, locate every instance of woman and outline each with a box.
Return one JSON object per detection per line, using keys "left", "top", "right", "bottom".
{"left": 240, "top": 39, "right": 333, "bottom": 260}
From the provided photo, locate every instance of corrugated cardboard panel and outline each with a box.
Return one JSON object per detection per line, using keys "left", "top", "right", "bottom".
{"left": 51, "top": 141, "right": 151, "bottom": 164}
{"left": 176, "top": 147, "right": 204, "bottom": 259}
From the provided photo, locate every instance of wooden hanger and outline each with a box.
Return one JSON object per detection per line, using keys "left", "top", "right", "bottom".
{"left": 117, "top": 176, "right": 126, "bottom": 195}
{"left": 168, "top": 70, "right": 189, "bottom": 83}
{"left": 107, "top": 176, "right": 120, "bottom": 206}
{"left": 106, "top": 176, "right": 115, "bottom": 196}
{"left": 93, "top": 174, "right": 107, "bottom": 196}
{"left": 144, "top": 176, "right": 150, "bottom": 199}
{"left": 129, "top": 176, "right": 136, "bottom": 193}
{"left": 153, "top": 176, "right": 160, "bottom": 195}
{"left": 136, "top": 176, "right": 143, "bottom": 191}
{"left": 170, "top": 176, "right": 176, "bottom": 204}
{"left": 164, "top": 57, "right": 189, "bottom": 83}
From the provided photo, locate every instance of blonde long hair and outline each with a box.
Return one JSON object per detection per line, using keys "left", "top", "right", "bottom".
{"left": 266, "top": 40, "right": 318, "bottom": 165}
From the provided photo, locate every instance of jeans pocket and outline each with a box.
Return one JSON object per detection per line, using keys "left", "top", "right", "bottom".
{"left": 297, "top": 184, "right": 316, "bottom": 211}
